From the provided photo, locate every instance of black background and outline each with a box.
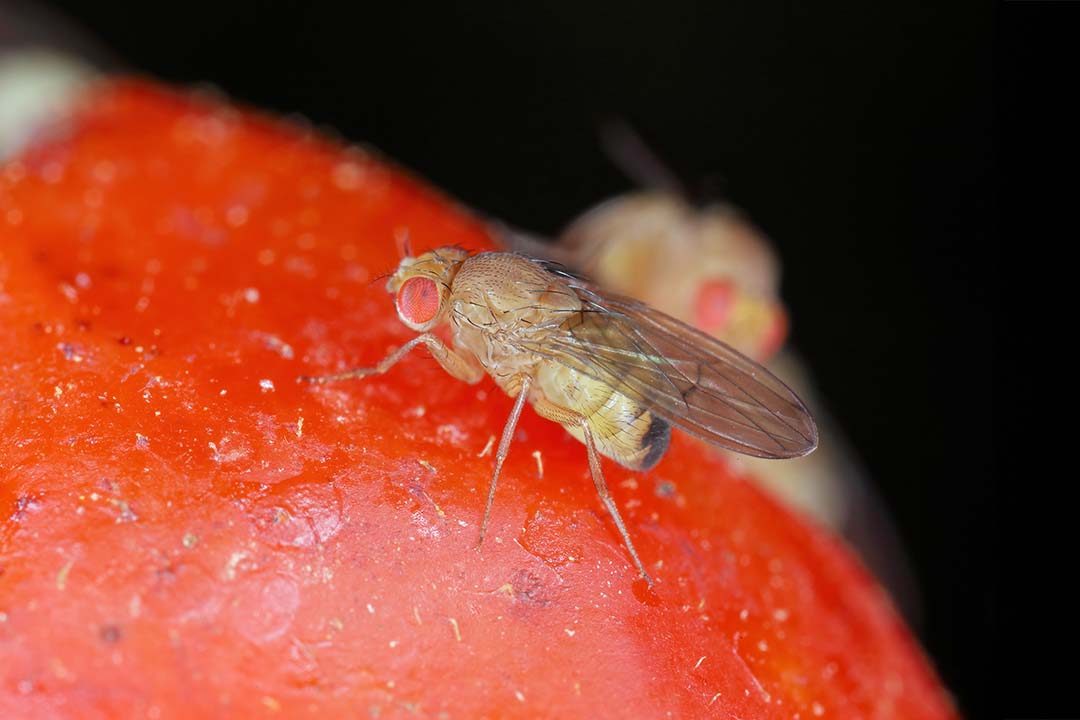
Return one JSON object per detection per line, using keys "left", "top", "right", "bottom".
{"left": 13, "top": 1, "right": 1002, "bottom": 716}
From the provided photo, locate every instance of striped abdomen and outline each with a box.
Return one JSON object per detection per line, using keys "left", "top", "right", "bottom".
{"left": 533, "top": 361, "right": 670, "bottom": 470}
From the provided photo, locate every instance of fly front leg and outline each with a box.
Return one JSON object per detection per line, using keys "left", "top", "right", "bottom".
{"left": 530, "top": 395, "right": 654, "bottom": 587}
{"left": 477, "top": 373, "right": 531, "bottom": 548}
{"left": 298, "top": 333, "right": 484, "bottom": 385}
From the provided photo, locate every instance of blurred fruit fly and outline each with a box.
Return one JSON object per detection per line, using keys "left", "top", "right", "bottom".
{"left": 301, "top": 246, "right": 817, "bottom": 585}
{"left": 499, "top": 122, "right": 789, "bottom": 364}
{"left": 500, "top": 196, "right": 788, "bottom": 363}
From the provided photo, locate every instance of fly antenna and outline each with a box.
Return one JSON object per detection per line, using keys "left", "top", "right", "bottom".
{"left": 598, "top": 118, "right": 729, "bottom": 205}
{"left": 394, "top": 228, "right": 413, "bottom": 258}
{"left": 598, "top": 118, "right": 687, "bottom": 196}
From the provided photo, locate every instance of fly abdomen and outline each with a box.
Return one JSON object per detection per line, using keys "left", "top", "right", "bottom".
{"left": 535, "top": 362, "right": 670, "bottom": 470}
{"left": 636, "top": 413, "right": 671, "bottom": 470}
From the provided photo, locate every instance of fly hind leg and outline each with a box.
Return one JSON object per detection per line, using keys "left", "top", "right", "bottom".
{"left": 530, "top": 395, "right": 654, "bottom": 587}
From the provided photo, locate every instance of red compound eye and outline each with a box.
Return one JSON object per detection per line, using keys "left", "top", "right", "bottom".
{"left": 396, "top": 276, "right": 440, "bottom": 324}
{"left": 693, "top": 278, "right": 736, "bottom": 332}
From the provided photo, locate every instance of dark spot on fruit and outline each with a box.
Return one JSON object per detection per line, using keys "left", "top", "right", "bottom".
{"left": 100, "top": 624, "right": 123, "bottom": 644}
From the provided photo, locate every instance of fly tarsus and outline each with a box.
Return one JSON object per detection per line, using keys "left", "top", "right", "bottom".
{"left": 296, "top": 367, "right": 377, "bottom": 384}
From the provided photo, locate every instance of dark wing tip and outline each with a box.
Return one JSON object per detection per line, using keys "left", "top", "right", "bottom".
{"left": 777, "top": 417, "right": 819, "bottom": 458}
{"left": 758, "top": 381, "right": 820, "bottom": 459}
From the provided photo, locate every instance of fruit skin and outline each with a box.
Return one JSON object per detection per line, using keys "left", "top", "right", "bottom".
{"left": 0, "top": 80, "right": 955, "bottom": 719}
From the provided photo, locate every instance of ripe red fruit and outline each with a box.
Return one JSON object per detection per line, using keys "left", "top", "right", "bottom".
{"left": 0, "top": 81, "right": 955, "bottom": 718}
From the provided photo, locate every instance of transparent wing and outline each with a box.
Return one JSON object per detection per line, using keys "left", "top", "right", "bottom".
{"left": 514, "top": 263, "right": 818, "bottom": 459}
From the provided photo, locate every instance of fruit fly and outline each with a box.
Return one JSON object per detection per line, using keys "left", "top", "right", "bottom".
{"left": 501, "top": 195, "right": 788, "bottom": 363}
{"left": 301, "top": 245, "right": 817, "bottom": 586}
{"left": 499, "top": 122, "right": 788, "bottom": 364}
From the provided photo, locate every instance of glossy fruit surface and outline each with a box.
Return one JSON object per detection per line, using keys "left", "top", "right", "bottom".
{"left": 0, "top": 81, "right": 954, "bottom": 719}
